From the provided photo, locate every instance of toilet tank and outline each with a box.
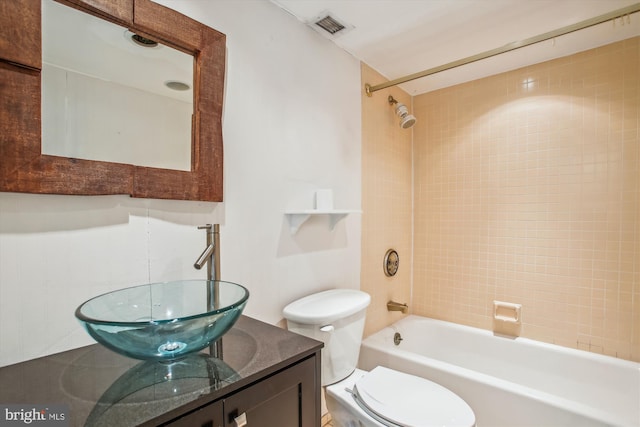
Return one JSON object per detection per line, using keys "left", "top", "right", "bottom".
{"left": 283, "top": 289, "right": 371, "bottom": 386}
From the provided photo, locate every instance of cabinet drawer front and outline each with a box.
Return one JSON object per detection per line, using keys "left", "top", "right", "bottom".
{"left": 165, "top": 400, "right": 223, "bottom": 427}
{"left": 224, "top": 357, "right": 317, "bottom": 427}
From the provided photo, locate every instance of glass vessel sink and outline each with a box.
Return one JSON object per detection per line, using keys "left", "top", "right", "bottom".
{"left": 75, "top": 280, "right": 249, "bottom": 361}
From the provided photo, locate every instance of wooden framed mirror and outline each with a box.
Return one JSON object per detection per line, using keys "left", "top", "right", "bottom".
{"left": 0, "top": 0, "right": 225, "bottom": 201}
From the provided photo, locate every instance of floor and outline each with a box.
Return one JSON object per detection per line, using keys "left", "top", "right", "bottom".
{"left": 321, "top": 413, "right": 334, "bottom": 427}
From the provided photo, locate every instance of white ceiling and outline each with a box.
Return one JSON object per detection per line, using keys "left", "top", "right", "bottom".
{"left": 270, "top": 0, "right": 640, "bottom": 95}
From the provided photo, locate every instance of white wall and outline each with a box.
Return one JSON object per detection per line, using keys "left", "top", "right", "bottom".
{"left": 0, "top": 0, "right": 362, "bottom": 367}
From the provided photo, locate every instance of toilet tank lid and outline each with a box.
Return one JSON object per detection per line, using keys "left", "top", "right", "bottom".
{"left": 283, "top": 289, "right": 371, "bottom": 325}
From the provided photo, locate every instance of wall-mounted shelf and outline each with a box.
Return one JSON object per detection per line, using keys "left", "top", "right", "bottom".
{"left": 284, "top": 209, "right": 361, "bottom": 234}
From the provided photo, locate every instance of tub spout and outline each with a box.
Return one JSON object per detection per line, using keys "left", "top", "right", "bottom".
{"left": 387, "top": 301, "right": 408, "bottom": 313}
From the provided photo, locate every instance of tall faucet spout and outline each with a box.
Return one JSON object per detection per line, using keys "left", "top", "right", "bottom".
{"left": 195, "top": 224, "right": 220, "bottom": 281}
{"left": 195, "top": 224, "right": 223, "bottom": 359}
{"left": 194, "top": 244, "right": 215, "bottom": 270}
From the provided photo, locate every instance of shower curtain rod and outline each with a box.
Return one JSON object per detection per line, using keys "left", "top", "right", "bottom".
{"left": 365, "top": 3, "right": 640, "bottom": 96}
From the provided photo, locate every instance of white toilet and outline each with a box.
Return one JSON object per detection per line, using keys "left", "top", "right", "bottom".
{"left": 283, "top": 289, "right": 476, "bottom": 427}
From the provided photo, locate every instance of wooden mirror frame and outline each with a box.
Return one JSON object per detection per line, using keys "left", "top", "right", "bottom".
{"left": 0, "top": 0, "right": 224, "bottom": 201}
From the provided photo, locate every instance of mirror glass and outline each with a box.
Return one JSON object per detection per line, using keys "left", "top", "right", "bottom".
{"left": 41, "top": 0, "right": 193, "bottom": 171}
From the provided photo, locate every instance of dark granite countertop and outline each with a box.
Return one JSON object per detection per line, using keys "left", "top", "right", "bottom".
{"left": 0, "top": 315, "right": 322, "bottom": 426}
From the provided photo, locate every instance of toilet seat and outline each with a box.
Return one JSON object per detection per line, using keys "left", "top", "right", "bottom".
{"left": 350, "top": 366, "right": 475, "bottom": 427}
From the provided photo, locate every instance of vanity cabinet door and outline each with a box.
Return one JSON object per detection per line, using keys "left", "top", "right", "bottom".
{"left": 163, "top": 354, "right": 319, "bottom": 427}
{"left": 164, "top": 400, "right": 223, "bottom": 427}
{"left": 224, "top": 356, "right": 318, "bottom": 427}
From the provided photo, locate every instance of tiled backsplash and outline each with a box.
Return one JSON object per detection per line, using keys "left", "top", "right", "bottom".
{"left": 412, "top": 37, "right": 639, "bottom": 361}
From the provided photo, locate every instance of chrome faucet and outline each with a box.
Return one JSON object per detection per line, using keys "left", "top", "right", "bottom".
{"left": 194, "top": 224, "right": 222, "bottom": 358}
{"left": 194, "top": 224, "right": 220, "bottom": 282}
{"left": 387, "top": 301, "right": 408, "bottom": 313}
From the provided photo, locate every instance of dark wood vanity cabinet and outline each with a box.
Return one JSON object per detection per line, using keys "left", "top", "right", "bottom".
{"left": 167, "top": 400, "right": 224, "bottom": 427}
{"left": 167, "top": 356, "right": 317, "bottom": 427}
{"left": 0, "top": 316, "right": 322, "bottom": 427}
{"left": 223, "top": 356, "right": 317, "bottom": 427}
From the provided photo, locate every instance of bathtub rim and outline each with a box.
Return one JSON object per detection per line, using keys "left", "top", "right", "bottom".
{"left": 367, "top": 315, "right": 639, "bottom": 369}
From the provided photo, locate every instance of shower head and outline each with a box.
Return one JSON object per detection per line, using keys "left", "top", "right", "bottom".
{"left": 388, "top": 96, "right": 416, "bottom": 129}
{"left": 395, "top": 103, "right": 416, "bottom": 129}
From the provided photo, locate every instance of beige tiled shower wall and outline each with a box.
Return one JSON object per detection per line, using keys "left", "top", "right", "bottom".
{"left": 360, "top": 64, "right": 413, "bottom": 337}
{"left": 413, "top": 37, "right": 640, "bottom": 362}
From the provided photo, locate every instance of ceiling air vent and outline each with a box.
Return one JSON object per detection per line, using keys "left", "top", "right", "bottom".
{"left": 307, "top": 11, "right": 353, "bottom": 39}
{"left": 314, "top": 15, "right": 346, "bottom": 35}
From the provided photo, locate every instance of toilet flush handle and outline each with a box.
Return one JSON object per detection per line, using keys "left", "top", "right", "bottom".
{"left": 320, "top": 324, "right": 334, "bottom": 332}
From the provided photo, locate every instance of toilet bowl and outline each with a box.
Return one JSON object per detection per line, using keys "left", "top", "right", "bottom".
{"left": 283, "top": 289, "right": 476, "bottom": 427}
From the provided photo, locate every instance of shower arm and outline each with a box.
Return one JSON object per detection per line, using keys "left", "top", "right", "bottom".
{"left": 364, "top": 3, "right": 640, "bottom": 96}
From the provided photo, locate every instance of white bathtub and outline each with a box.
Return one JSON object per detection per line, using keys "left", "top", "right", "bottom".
{"left": 358, "top": 315, "right": 640, "bottom": 427}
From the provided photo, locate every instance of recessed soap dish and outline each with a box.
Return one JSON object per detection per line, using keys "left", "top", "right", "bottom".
{"left": 493, "top": 300, "right": 521, "bottom": 324}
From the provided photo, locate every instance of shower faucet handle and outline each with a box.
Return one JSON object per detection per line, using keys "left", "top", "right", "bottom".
{"left": 197, "top": 224, "right": 212, "bottom": 230}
